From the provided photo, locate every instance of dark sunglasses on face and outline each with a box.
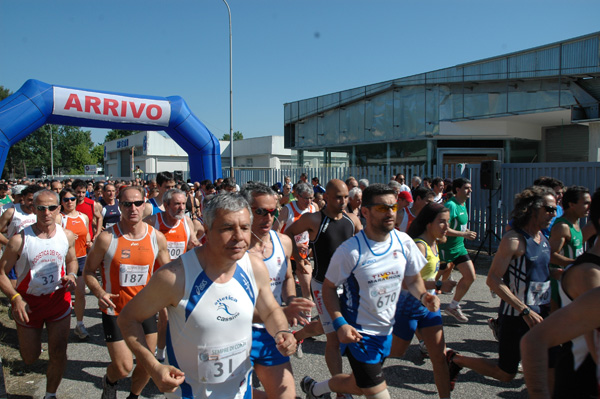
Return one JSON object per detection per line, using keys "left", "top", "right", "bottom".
{"left": 253, "top": 207, "right": 277, "bottom": 217}
{"left": 36, "top": 205, "right": 60, "bottom": 212}
{"left": 368, "top": 203, "right": 398, "bottom": 213}
{"left": 62, "top": 197, "right": 77, "bottom": 202}
{"left": 543, "top": 205, "right": 558, "bottom": 213}
{"left": 121, "top": 200, "right": 145, "bottom": 208}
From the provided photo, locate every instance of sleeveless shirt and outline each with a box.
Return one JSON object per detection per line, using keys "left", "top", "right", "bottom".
{"left": 101, "top": 223, "right": 159, "bottom": 315}
{"left": 15, "top": 224, "right": 70, "bottom": 296}
{"left": 499, "top": 228, "right": 551, "bottom": 317}
{"left": 165, "top": 250, "right": 257, "bottom": 398}
{"left": 310, "top": 210, "right": 356, "bottom": 283}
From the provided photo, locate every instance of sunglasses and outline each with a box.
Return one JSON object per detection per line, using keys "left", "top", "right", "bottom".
{"left": 253, "top": 207, "right": 277, "bottom": 217}
{"left": 62, "top": 197, "right": 77, "bottom": 202}
{"left": 36, "top": 205, "right": 60, "bottom": 212}
{"left": 368, "top": 203, "right": 398, "bottom": 213}
{"left": 121, "top": 200, "right": 145, "bottom": 208}
{"left": 543, "top": 205, "right": 558, "bottom": 213}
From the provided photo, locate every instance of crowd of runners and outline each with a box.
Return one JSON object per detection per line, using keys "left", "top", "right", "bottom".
{"left": 0, "top": 170, "right": 598, "bottom": 399}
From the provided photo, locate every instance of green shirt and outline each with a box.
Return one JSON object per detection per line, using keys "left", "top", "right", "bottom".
{"left": 553, "top": 216, "right": 583, "bottom": 261}
{"left": 439, "top": 197, "right": 469, "bottom": 253}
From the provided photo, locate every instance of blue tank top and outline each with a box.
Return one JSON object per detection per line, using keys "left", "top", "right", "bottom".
{"left": 500, "top": 228, "right": 551, "bottom": 317}
{"left": 100, "top": 198, "right": 121, "bottom": 228}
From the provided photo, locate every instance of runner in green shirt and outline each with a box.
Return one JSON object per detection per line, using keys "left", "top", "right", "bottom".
{"left": 438, "top": 178, "right": 477, "bottom": 322}
{"left": 549, "top": 185, "right": 591, "bottom": 309}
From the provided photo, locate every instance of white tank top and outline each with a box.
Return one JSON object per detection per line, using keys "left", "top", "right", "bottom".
{"left": 14, "top": 224, "right": 70, "bottom": 296}
{"left": 8, "top": 204, "right": 37, "bottom": 238}
{"left": 165, "top": 250, "right": 257, "bottom": 398}
{"left": 252, "top": 230, "right": 287, "bottom": 330}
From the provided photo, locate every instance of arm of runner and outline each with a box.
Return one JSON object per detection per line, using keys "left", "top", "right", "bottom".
{"left": 404, "top": 272, "right": 440, "bottom": 312}
{"left": 118, "top": 258, "right": 186, "bottom": 393}
{"left": 0, "top": 233, "right": 29, "bottom": 324}
{"left": 487, "top": 232, "right": 543, "bottom": 327}
{"left": 185, "top": 216, "right": 201, "bottom": 249}
{"left": 252, "top": 255, "right": 297, "bottom": 357}
{"left": 93, "top": 201, "right": 103, "bottom": 238}
{"left": 272, "top": 205, "right": 288, "bottom": 232}
{"left": 548, "top": 222, "right": 572, "bottom": 267}
{"left": 280, "top": 233, "right": 313, "bottom": 326}
{"left": 0, "top": 208, "right": 14, "bottom": 246}
{"left": 521, "top": 286, "right": 600, "bottom": 399}
{"left": 155, "top": 231, "right": 171, "bottom": 268}
{"left": 83, "top": 231, "right": 118, "bottom": 311}
{"left": 61, "top": 229, "right": 78, "bottom": 292}
{"left": 323, "top": 277, "right": 362, "bottom": 344}
{"left": 446, "top": 226, "right": 477, "bottom": 240}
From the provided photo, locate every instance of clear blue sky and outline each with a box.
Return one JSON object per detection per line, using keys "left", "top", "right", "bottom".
{"left": 1, "top": 0, "right": 599, "bottom": 145}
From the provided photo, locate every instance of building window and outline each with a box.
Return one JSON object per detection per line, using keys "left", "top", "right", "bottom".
{"left": 246, "top": 158, "right": 253, "bottom": 167}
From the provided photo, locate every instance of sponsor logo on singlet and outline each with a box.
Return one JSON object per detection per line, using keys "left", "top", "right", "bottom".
{"left": 215, "top": 295, "right": 240, "bottom": 322}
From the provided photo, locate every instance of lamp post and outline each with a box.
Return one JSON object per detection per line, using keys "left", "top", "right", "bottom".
{"left": 222, "top": 0, "right": 234, "bottom": 179}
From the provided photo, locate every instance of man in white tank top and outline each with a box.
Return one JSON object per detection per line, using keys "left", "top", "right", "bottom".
{"left": 241, "top": 182, "right": 313, "bottom": 399}
{"left": 0, "top": 189, "right": 78, "bottom": 399}
{"left": 118, "top": 192, "right": 296, "bottom": 399}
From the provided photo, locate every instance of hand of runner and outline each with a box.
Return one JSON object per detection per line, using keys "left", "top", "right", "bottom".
{"left": 464, "top": 230, "right": 477, "bottom": 240}
{"left": 98, "top": 292, "right": 119, "bottom": 311}
{"left": 275, "top": 331, "right": 297, "bottom": 357}
{"left": 522, "top": 309, "right": 544, "bottom": 328}
{"left": 337, "top": 324, "right": 362, "bottom": 344}
{"left": 422, "top": 293, "right": 440, "bottom": 312}
{"left": 283, "top": 296, "right": 314, "bottom": 326}
{"left": 61, "top": 274, "right": 77, "bottom": 291}
{"left": 442, "top": 280, "right": 457, "bottom": 293}
{"left": 150, "top": 363, "right": 186, "bottom": 392}
{"left": 11, "top": 295, "right": 31, "bottom": 324}
{"left": 298, "top": 258, "right": 312, "bottom": 274}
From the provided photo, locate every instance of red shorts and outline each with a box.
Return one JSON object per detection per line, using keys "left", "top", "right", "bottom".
{"left": 17, "top": 288, "right": 72, "bottom": 329}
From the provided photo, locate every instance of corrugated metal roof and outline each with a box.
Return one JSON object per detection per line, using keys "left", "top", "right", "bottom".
{"left": 285, "top": 31, "right": 600, "bottom": 123}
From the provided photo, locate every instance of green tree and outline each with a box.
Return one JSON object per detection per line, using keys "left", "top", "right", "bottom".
{"left": 221, "top": 131, "right": 244, "bottom": 141}
{"left": 91, "top": 144, "right": 104, "bottom": 166}
{"left": 104, "top": 129, "right": 139, "bottom": 142}
{"left": 55, "top": 126, "right": 96, "bottom": 174}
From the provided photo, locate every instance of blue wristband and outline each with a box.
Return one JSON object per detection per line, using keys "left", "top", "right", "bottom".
{"left": 332, "top": 316, "right": 348, "bottom": 331}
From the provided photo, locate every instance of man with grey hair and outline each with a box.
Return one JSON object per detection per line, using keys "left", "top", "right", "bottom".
{"left": 358, "top": 179, "right": 369, "bottom": 191}
{"left": 143, "top": 188, "right": 200, "bottom": 362}
{"left": 411, "top": 176, "right": 422, "bottom": 196}
{"left": 0, "top": 189, "right": 78, "bottom": 399}
{"left": 274, "top": 182, "right": 319, "bottom": 306}
{"left": 118, "top": 192, "right": 296, "bottom": 398}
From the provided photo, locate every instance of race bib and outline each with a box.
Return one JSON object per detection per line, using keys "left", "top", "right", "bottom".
{"left": 526, "top": 281, "right": 551, "bottom": 306}
{"left": 30, "top": 264, "right": 61, "bottom": 293}
{"left": 460, "top": 224, "right": 467, "bottom": 232}
{"left": 119, "top": 264, "right": 149, "bottom": 287}
{"left": 295, "top": 231, "right": 310, "bottom": 259}
{"left": 167, "top": 241, "right": 186, "bottom": 260}
{"left": 367, "top": 281, "right": 401, "bottom": 313}
{"left": 198, "top": 338, "right": 251, "bottom": 384}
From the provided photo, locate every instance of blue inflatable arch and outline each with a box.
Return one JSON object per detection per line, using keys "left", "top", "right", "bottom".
{"left": 0, "top": 79, "right": 221, "bottom": 182}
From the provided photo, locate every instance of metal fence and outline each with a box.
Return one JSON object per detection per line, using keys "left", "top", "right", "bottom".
{"left": 225, "top": 162, "right": 600, "bottom": 253}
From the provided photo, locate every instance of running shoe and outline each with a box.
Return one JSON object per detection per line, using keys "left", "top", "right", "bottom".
{"left": 490, "top": 289, "right": 498, "bottom": 298}
{"left": 444, "top": 305, "right": 469, "bottom": 323}
{"left": 101, "top": 375, "right": 118, "bottom": 399}
{"left": 418, "top": 339, "right": 429, "bottom": 358}
{"left": 487, "top": 317, "right": 499, "bottom": 341}
{"left": 293, "top": 330, "right": 304, "bottom": 359}
{"left": 446, "top": 349, "right": 462, "bottom": 391}
{"left": 300, "top": 376, "right": 331, "bottom": 399}
{"left": 74, "top": 324, "right": 89, "bottom": 340}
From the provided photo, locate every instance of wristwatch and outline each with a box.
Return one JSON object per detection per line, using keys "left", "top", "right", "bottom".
{"left": 435, "top": 280, "right": 443, "bottom": 290}
{"left": 519, "top": 307, "right": 530, "bottom": 317}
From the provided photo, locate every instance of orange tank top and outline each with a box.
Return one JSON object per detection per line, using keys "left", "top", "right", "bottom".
{"left": 154, "top": 212, "right": 190, "bottom": 265}
{"left": 61, "top": 212, "right": 88, "bottom": 258}
{"left": 101, "top": 223, "right": 159, "bottom": 315}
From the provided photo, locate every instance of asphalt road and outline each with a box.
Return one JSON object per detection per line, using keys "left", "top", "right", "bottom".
{"left": 1, "top": 252, "right": 529, "bottom": 398}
